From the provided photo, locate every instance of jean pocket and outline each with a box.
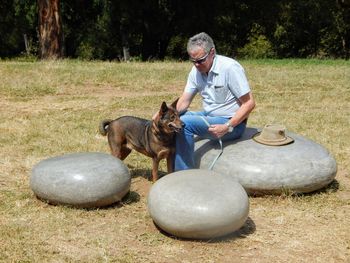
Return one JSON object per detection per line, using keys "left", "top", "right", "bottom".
{"left": 214, "top": 86, "right": 227, "bottom": 103}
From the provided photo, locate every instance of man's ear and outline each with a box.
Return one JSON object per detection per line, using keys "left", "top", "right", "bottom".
{"left": 159, "top": 101, "right": 168, "bottom": 116}
{"left": 170, "top": 97, "right": 179, "bottom": 109}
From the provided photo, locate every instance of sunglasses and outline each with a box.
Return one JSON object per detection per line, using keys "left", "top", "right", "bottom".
{"left": 189, "top": 49, "right": 212, "bottom": 64}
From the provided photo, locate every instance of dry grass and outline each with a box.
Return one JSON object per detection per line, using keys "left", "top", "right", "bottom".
{"left": 0, "top": 59, "right": 349, "bottom": 262}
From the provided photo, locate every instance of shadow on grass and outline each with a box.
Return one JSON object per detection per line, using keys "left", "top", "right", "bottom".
{"left": 129, "top": 167, "right": 168, "bottom": 181}
{"left": 120, "top": 190, "right": 141, "bottom": 205}
{"left": 153, "top": 217, "right": 256, "bottom": 243}
{"left": 33, "top": 189, "right": 141, "bottom": 210}
{"left": 86, "top": 190, "right": 141, "bottom": 209}
{"left": 300, "top": 179, "right": 340, "bottom": 196}
{"left": 247, "top": 179, "right": 340, "bottom": 200}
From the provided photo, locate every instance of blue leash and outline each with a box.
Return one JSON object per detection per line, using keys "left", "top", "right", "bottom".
{"left": 200, "top": 116, "right": 223, "bottom": 170}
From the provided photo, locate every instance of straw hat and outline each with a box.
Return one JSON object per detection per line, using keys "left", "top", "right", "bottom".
{"left": 252, "top": 124, "right": 294, "bottom": 146}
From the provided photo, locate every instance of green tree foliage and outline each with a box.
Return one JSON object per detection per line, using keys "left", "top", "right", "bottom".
{"left": 1, "top": 0, "right": 349, "bottom": 59}
{"left": 0, "top": 0, "right": 37, "bottom": 57}
{"left": 62, "top": 0, "right": 118, "bottom": 60}
{"left": 238, "top": 24, "right": 275, "bottom": 59}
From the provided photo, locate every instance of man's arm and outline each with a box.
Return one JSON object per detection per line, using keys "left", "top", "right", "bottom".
{"left": 152, "top": 91, "right": 195, "bottom": 120}
{"left": 176, "top": 91, "right": 196, "bottom": 114}
{"left": 227, "top": 91, "right": 255, "bottom": 127}
{"left": 208, "top": 91, "right": 255, "bottom": 138}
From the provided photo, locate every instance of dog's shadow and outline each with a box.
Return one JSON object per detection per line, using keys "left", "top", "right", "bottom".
{"left": 128, "top": 167, "right": 168, "bottom": 181}
{"left": 154, "top": 216, "right": 256, "bottom": 243}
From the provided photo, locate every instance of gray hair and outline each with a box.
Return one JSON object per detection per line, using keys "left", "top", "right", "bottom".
{"left": 187, "top": 32, "right": 215, "bottom": 53}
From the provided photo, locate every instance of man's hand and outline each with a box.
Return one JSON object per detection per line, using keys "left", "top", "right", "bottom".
{"left": 152, "top": 112, "right": 159, "bottom": 121}
{"left": 208, "top": 124, "right": 229, "bottom": 138}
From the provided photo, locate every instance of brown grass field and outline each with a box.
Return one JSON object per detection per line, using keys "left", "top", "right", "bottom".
{"left": 0, "top": 59, "right": 349, "bottom": 262}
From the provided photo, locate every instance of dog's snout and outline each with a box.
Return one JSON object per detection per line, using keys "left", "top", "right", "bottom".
{"left": 168, "top": 122, "right": 183, "bottom": 132}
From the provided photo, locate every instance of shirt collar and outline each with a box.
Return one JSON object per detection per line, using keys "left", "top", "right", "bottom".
{"left": 209, "top": 55, "right": 219, "bottom": 75}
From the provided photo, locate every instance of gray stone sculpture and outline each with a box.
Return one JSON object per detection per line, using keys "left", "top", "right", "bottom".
{"left": 30, "top": 152, "right": 131, "bottom": 208}
{"left": 148, "top": 169, "right": 249, "bottom": 239}
{"left": 194, "top": 127, "right": 337, "bottom": 195}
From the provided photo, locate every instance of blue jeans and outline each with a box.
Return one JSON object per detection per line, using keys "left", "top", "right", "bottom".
{"left": 175, "top": 111, "right": 246, "bottom": 171}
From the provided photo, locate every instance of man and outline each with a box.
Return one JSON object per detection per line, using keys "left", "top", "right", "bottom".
{"left": 175, "top": 32, "right": 255, "bottom": 171}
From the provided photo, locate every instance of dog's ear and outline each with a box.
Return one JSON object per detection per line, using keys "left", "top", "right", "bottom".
{"left": 160, "top": 101, "right": 168, "bottom": 115}
{"left": 170, "top": 98, "right": 179, "bottom": 109}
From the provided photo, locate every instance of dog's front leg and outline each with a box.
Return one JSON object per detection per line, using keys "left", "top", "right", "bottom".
{"left": 151, "top": 158, "right": 160, "bottom": 182}
{"left": 166, "top": 154, "right": 174, "bottom": 174}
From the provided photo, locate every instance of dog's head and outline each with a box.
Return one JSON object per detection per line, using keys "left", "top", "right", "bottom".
{"left": 156, "top": 98, "right": 183, "bottom": 134}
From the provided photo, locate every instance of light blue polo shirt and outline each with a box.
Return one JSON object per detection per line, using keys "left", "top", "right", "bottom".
{"left": 185, "top": 55, "right": 251, "bottom": 118}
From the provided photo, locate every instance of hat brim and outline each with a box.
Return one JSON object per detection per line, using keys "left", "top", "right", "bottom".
{"left": 252, "top": 132, "right": 294, "bottom": 146}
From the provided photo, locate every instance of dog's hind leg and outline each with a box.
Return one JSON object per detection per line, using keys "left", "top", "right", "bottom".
{"left": 119, "top": 146, "right": 132, "bottom": 160}
{"left": 108, "top": 133, "right": 131, "bottom": 160}
{"left": 110, "top": 142, "right": 131, "bottom": 160}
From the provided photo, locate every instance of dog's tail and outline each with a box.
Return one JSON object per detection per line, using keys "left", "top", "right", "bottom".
{"left": 99, "top": 119, "right": 112, "bottom": 136}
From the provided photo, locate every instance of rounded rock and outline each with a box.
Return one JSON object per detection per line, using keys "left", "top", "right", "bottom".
{"left": 147, "top": 169, "right": 249, "bottom": 239}
{"left": 30, "top": 152, "right": 131, "bottom": 208}
{"left": 194, "top": 127, "right": 337, "bottom": 195}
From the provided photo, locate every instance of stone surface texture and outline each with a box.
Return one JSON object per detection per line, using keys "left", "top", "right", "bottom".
{"left": 31, "top": 152, "right": 131, "bottom": 208}
{"left": 194, "top": 127, "right": 337, "bottom": 195}
{"left": 148, "top": 169, "right": 249, "bottom": 239}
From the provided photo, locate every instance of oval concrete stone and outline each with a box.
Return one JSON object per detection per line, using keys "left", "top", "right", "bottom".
{"left": 147, "top": 169, "right": 249, "bottom": 239}
{"left": 194, "top": 127, "right": 337, "bottom": 195}
{"left": 30, "top": 152, "right": 131, "bottom": 208}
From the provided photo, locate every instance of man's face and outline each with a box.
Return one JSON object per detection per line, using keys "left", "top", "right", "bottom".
{"left": 188, "top": 47, "right": 214, "bottom": 74}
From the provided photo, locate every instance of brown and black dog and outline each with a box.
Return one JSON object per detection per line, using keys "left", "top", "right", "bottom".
{"left": 99, "top": 99, "right": 182, "bottom": 182}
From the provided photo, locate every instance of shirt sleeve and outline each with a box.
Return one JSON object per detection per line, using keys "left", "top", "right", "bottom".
{"left": 227, "top": 63, "right": 251, "bottom": 98}
{"left": 184, "top": 66, "right": 199, "bottom": 95}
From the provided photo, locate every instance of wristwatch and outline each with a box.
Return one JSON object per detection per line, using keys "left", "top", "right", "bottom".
{"left": 225, "top": 121, "right": 233, "bottom": 132}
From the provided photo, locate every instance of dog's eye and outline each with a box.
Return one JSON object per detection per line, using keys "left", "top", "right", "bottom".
{"left": 170, "top": 115, "right": 175, "bottom": 121}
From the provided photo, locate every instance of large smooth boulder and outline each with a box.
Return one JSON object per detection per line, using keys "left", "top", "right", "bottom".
{"left": 148, "top": 169, "right": 249, "bottom": 239}
{"left": 30, "top": 152, "right": 131, "bottom": 208}
{"left": 194, "top": 127, "right": 337, "bottom": 195}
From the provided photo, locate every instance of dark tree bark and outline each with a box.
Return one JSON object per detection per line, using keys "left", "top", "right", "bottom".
{"left": 120, "top": 23, "right": 130, "bottom": 61}
{"left": 38, "top": 0, "right": 64, "bottom": 59}
{"left": 337, "top": 0, "right": 350, "bottom": 8}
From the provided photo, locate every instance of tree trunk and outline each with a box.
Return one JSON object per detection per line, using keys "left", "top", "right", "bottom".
{"left": 38, "top": 0, "right": 64, "bottom": 59}
{"left": 120, "top": 25, "right": 130, "bottom": 61}
{"left": 337, "top": 0, "right": 350, "bottom": 8}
